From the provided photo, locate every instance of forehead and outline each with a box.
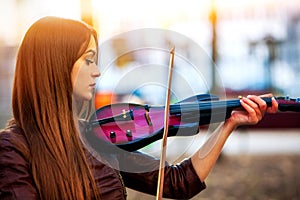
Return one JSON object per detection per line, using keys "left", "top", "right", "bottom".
{"left": 88, "top": 36, "right": 97, "bottom": 48}
{"left": 85, "top": 36, "right": 97, "bottom": 55}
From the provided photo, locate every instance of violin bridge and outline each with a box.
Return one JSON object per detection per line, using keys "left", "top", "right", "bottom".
{"left": 145, "top": 111, "right": 152, "bottom": 126}
{"left": 144, "top": 105, "right": 153, "bottom": 126}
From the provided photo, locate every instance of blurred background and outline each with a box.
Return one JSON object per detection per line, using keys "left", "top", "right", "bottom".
{"left": 0, "top": 0, "right": 300, "bottom": 199}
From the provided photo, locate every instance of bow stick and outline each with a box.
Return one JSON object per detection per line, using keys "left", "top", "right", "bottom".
{"left": 156, "top": 47, "right": 175, "bottom": 200}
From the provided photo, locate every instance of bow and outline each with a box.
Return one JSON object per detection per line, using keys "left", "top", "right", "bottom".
{"left": 156, "top": 47, "right": 175, "bottom": 200}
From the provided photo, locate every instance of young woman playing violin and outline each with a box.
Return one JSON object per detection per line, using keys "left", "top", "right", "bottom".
{"left": 0, "top": 16, "right": 278, "bottom": 200}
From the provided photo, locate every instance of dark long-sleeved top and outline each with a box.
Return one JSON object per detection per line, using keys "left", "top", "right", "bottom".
{"left": 0, "top": 123, "right": 206, "bottom": 199}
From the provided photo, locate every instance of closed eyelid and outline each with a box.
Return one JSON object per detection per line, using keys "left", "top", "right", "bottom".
{"left": 85, "top": 51, "right": 98, "bottom": 60}
{"left": 84, "top": 49, "right": 97, "bottom": 56}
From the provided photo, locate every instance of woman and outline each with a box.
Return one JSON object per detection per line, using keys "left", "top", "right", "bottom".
{"left": 0, "top": 16, "right": 278, "bottom": 200}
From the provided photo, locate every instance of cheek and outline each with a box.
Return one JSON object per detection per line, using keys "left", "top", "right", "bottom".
{"left": 71, "top": 62, "right": 81, "bottom": 87}
{"left": 74, "top": 65, "right": 90, "bottom": 84}
{"left": 71, "top": 63, "right": 93, "bottom": 101}
{"left": 71, "top": 62, "right": 84, "bottom": 98}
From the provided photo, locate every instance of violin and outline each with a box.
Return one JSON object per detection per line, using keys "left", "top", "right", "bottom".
{"left": 87, "top": 94, "right": 300, "bottom": 152}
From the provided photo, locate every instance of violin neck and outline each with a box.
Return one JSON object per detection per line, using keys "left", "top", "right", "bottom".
{"left": 174, "top": 96, "right": 300, "bottom": 113}
{"left": 170, "top": 97, "right": 272, "bottom": 115}
{"left": 170, "top": 96, "right": 300, "bottom": 126}
{"left": 224, "top": 96, "right": 300, "bottom": 112}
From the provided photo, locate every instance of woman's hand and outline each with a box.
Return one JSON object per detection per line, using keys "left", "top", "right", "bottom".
{"left": 227, "top": 94, "right": 278, "bottom": 128}
{"left": 191, "top": 94, "right": 278, "bottom": 182}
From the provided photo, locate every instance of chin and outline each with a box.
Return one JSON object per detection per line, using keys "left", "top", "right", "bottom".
{"left": 74, "top": 93, "right": 93, "bottom": 102}
{"left": 83, "top": 93, "right": 93, "bottom": 101}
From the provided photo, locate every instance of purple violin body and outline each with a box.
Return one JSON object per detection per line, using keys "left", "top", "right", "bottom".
{"left": 88, "top": 94, "right": 300, "bottom": 151}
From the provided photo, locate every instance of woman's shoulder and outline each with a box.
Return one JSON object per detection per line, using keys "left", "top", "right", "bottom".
{"left": 0, "top": 119, "right": 29, "bottom": 157}
{"left": 1, "top": 119, "right": 25, "bottom": 140}
{"left": 0, "top": 120, "right": 38, "bottom": 199}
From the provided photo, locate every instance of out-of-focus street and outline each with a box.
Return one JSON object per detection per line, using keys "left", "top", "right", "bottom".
{"left": 127, "top": 129, "right": 300, "bottom": 200}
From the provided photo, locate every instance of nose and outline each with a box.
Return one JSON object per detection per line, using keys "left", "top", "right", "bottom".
{"left": 91, "top": 66, "right": 101, "bottom": 78}
{"left": 92, "top": 71, "right": 101, "bottom": 78}
{"left": 92, "top": 72, "right": 101, "bottom": 79}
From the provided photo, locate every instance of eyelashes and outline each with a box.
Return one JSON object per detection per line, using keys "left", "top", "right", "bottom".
{"left": 85, "top": 58, "right": 95, "bottom": 65}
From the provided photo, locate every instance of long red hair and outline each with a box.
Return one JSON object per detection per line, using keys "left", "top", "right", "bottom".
{"left": 12, "top": 16, "right": 100, "bottom": 199}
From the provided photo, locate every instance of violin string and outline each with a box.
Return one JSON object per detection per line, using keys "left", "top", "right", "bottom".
{"left": 170, "top": 99, "right": 241, "bottom": 114}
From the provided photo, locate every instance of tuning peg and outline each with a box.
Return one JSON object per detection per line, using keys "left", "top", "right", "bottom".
{"left": 126, "top": 129, "right": 133, "bottom": 138}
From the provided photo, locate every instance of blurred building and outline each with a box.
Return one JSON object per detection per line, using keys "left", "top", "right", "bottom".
{"left": 1, "top": 0, "right": 300, "bottom": 128}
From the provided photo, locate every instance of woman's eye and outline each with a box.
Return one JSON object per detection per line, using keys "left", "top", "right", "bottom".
{"left": 85, "top": 59, "right": 95, "bottom": 65}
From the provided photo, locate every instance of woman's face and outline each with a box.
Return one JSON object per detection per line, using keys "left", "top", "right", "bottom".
{"left": 71, "top": 36, "right": 100, "bottom": 101}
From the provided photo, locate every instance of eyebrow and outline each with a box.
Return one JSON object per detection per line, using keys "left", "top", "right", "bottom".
{"left": 84, "top": 49, "right": 97, "bottom": 56}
